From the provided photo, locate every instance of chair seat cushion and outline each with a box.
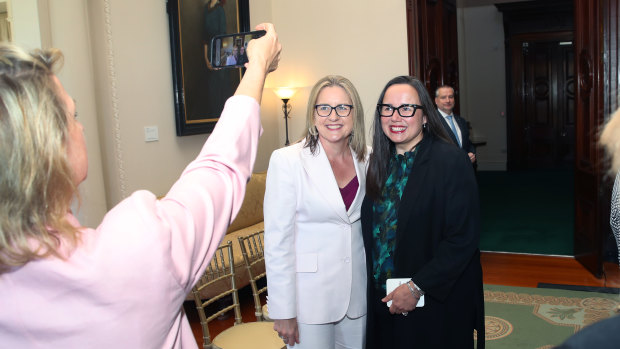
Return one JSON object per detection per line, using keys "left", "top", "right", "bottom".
{"left": 226, "top": 172, "right": 266, "bottom": 233}
{"left": 213, "top": 321, "right": 285, "bottom": 349}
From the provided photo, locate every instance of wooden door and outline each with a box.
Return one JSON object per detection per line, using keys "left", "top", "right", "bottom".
{"left": 498, "top": 0, "right": 612, "bottom": 277}
{"left": 406, "top": 0, "right": 459, "bottom": 105}
{"left": 573, "top": 0, "right": 618, "bottom": 277}
{"left": 510, "top": 34, "right": 575, "bottom": 170}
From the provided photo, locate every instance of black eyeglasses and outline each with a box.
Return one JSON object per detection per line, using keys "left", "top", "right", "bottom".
{"left": 377, "top": 104, "right": 424, "bottom": 117}
{"left": 315, "top": 104, "right": 353, "bottom": 117}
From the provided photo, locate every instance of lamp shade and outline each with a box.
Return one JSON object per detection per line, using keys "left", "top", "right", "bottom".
{"left": 274, "top": 87, "right": 297, "bottom": 100}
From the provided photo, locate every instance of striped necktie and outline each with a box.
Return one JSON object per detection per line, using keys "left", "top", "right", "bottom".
{"left": 446, "top": 115, "right": 462, "bottom": 147}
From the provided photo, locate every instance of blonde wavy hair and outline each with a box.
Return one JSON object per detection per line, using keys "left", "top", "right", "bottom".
{"left": 0, "top": 44, "right": 80, "bottom": 272}
{"left": 302, "top": 75, "right": 367, "bottom": 161}
{"left": 600, "top": 107, "right": 620, "bottom": 176}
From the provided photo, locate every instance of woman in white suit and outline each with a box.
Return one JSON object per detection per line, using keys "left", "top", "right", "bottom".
{"left": 265, "top": 75, "right": 368, "bottom": 348}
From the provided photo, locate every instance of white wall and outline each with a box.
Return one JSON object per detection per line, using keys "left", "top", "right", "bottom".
{"left": 34, "top": 0, "right": 109, "bottom": 227}
{"left": 15, "top": 0, "right": 518, "bottom": 227}
{"left": 7, "top": 0, "right": 108, "bottom": 227}
{"left": 29, "top": 0, "right": 409, "bottom": 225}
{"left": 0, "top": 1, "right": 10, "bottom": 42}
{"left": 458, "top": 4, "right": 508, "bottom": 170}
{"left": 87, "top": 0, "right": 408, "bottom": 206}
{"left": 8, "top": 0, "right": 41, "bottom": 48}
{"left": 252, "top": 0, "right": 409, "bottom": 170}
{"left": 87, "top": 0, "right": 204, "bottom": 207}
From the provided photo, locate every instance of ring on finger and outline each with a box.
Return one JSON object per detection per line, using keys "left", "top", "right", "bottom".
{"left": 402, "top": 312, "right": 408, "bottom": 316}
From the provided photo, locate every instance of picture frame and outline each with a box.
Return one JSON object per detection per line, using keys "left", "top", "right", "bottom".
{"left": 167, "top": 0, "right": 250, "bottom": 136}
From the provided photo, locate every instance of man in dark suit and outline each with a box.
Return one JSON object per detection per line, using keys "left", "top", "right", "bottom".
{"left": 435, "top": 85, "right": 476, "bottom": 164}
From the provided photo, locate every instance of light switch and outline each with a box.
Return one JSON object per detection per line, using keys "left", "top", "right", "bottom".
{"left": 144, "top": 126, "right": 159, "bottom": 142}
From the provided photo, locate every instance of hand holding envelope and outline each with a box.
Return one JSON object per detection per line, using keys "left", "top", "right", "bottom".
{"left": 383, "top": 278, "right": 425, "bottom": 316}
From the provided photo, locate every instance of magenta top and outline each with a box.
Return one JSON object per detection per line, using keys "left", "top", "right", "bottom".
{"left": 339, "top": 176, "right": 359, "bottom": 211}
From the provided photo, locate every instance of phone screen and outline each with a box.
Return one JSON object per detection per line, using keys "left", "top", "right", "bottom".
{"left": 209, "top": 30, "right": 266, "bottom": 69}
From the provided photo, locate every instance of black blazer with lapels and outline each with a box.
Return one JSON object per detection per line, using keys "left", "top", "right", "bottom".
{"left": 440, "top": 113, "right": 476, "bottom": 155}
{"left": 361, "top": 135, "right": 484, "bottom": 349}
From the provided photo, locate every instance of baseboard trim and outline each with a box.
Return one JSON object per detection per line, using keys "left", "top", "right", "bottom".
{"left": 537, "top": 282, "right": 620, "bottom": 294}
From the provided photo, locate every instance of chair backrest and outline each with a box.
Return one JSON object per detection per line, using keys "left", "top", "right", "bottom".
{"left": 238, "top": 231, "right": 268, "bottom": 321}
{"left": 191, "top": 241, "right": 243, "bottom": 349}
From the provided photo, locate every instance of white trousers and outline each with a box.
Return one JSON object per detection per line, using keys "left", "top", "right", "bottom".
{"left": 288, "top": 314, "right": 367, "bottom": 349}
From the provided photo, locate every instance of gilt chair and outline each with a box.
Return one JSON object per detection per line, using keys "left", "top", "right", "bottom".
{"left": 191, "top": 241, "right": 284, "bottom": 349}
{"left": 238, "top": 230, "right": 271, "bottom": 321}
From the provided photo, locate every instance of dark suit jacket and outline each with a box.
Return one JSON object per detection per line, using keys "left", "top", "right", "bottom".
{"left": 440, "top": 113, "right": 476, "bottom": 155}
{"left": 362, "top": 135, "right": 484, "bottom": 349}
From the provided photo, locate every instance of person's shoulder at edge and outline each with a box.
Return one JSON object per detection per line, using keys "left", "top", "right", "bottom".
{"left": 555, "top": 314, "right": 620, "bottom": 349}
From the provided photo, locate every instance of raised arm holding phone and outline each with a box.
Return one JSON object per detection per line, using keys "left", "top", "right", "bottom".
{"left": 0, "top": 23, "right": 280, "bottom": 349}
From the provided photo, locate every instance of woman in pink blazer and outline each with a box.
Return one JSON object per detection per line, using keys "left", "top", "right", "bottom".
{"left": 264, "top": 75, "right": 369, "bottom": 348}
{"left": 0, "top": 24, "right": 280, "bottom": 348}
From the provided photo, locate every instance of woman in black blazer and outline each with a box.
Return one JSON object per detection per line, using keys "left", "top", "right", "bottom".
{"left": 362, "top": 76, "right": 484, "bottom": 349}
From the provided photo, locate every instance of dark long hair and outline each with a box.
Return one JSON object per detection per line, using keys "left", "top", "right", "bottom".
{"left": 366, "top": 76, "right": 453, "bottom": 200}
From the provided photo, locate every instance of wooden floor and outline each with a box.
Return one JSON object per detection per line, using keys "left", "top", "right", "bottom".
{"left": 482, "top": 252, "right": 620, "bottom": 288}
{"left": 186, "top": 252, "right": 620, "bottom": 347}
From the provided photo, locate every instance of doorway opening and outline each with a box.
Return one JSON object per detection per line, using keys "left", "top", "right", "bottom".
{"left": 482, "top": 2, "right": 576, "bottom": 255}
{"left": 407, "top": 0, "right": 620, "bottom": 276}
{"left": 461, "top": 0, "right": 576, "bottom": 256}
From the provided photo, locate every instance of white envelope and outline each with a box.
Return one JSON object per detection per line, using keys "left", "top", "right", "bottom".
{"left": 386, "top": 278, "right": 425, "bottom": 307}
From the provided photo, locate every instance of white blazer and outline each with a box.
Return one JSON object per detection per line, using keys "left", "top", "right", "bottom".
{"left": 264, "top": 140, "right": 368, "bottom": 324}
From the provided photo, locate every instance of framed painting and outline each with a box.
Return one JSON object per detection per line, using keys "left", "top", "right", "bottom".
{"left": 167, "top": 0, "right": 250, "bottom": 136}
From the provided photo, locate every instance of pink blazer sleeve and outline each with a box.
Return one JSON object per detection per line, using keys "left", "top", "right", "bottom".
{"left": 0, "top": 95, "right": 262, "bottom": 348}
{"left": 142, "top": 95, "right": 262, "bottom": 292}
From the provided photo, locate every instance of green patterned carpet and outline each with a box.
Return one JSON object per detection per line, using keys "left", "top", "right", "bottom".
{"left": 476, "top": 284, "right": 620, "bottom": 348}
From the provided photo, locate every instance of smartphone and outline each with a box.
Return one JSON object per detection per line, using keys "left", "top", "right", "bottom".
{"left": 209, "top": 30, "right": 266, "bottom": 69}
